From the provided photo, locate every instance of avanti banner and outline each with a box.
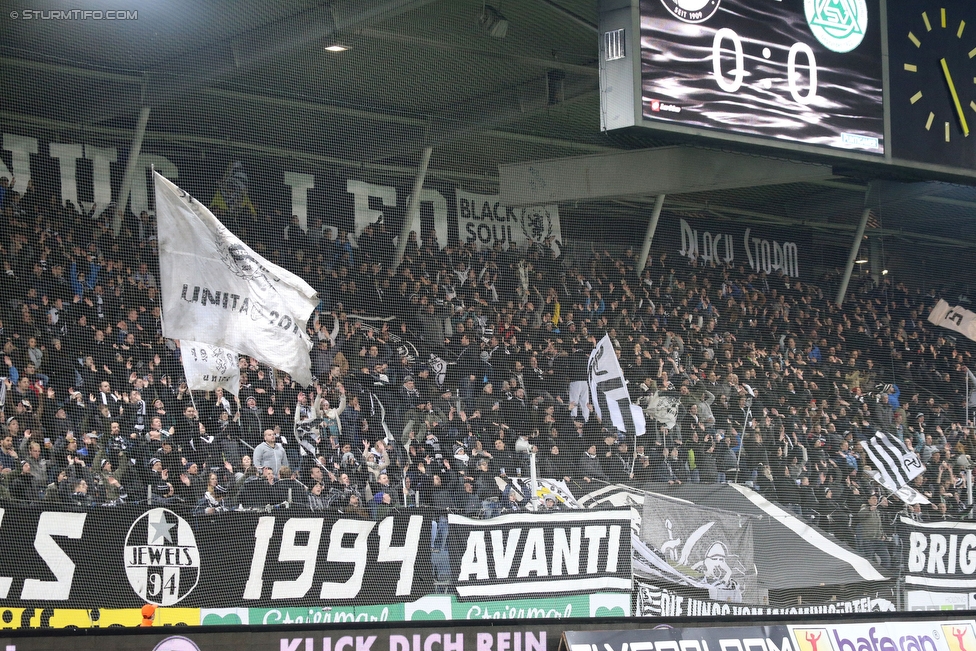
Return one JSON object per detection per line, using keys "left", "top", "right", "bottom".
{"left": 447, "top": 509, "right": 633, "bottom": 599}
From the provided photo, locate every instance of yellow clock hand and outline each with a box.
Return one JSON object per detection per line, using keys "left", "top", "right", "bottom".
{"left": 941, "top": 57, "right": 970, "bottom": 137}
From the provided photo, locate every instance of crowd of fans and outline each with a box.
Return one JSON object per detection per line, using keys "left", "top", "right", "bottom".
{"left": 0, "top": 173, "right": 974, "bottom": 570}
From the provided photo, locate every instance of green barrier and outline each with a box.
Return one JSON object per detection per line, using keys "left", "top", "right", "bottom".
{"left": 200, "top": 593, "right": 630, "bottom": 626}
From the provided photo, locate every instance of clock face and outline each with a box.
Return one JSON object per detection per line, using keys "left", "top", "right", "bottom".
{"left": 889, "top": 2, "right": 976, "bottom": 169}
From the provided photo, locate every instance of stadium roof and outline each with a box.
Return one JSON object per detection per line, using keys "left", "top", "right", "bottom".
{"left": 3, "top": 0, "right": 976, "bottom": 249}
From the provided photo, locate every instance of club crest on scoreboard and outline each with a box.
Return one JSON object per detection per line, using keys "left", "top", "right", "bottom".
{"left": 659, "top": 0, "right": 721, "bottom": 23}
{"left": 805, "top": 0, "right": 868, "bottom": 53}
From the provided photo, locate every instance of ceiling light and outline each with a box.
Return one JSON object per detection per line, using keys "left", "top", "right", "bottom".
{"left": 855, "top": 258, "right": 868, "bottom": 264}
{"left": 325, "top": 44, "right": 349, "bottom": 52}
{"left": 480, "top": 5, "right": 509, "bottom": 39}
{"left": 882, "top": 269, "right": 889, "bottom": 275}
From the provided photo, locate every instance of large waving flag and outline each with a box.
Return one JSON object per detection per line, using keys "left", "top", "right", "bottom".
{"left": 588, "top": 334, "right": 646, "bottom": 437}
{"left": 928, "top": 299, "right": 976, "bottom": 343}
{"left": 154, "top": 171, "right": 318, "bottom": 385}
{"left": 860, "top": 431, "right": 925, "bottom": 492}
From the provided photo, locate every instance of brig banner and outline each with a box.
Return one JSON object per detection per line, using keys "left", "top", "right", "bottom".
{"left": 900, "top": 516, "right": 976, "bottom": 590}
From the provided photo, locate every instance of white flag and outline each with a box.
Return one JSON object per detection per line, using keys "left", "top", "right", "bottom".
{"left": 928, "top": 299, "right": 976, "bottom": 343}
{"left": 644, "top": 392, "right": 680, "bottom": 429}
{"left": 588, "top": 334, "right": 647, "bottom": 436}
{"left": 180, "top": 340, "right": 241, "bottom": 396}
{"left": 859, "top": 431, "right": 925, "bottom": 492}
{"left": 154, "top": 171, "right": 318, "bottom": 385}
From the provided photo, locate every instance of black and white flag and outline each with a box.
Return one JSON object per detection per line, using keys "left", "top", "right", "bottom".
{"left": 928, "top": 299, "right": 976, "bottom": 343}
{"left": 588, "top": 334, "right": 646, "bottom": 437}
{"left": 865, "top": 470, "right": 930, "bottom": 505}
{"left": 860, "top": 431, "right": 925, "bottom": 492}
{"left": 641, "top": 491, "right": 758, "bottom": 603}
{"left": 155, "top": 171, "right": 319, "bottom": 385}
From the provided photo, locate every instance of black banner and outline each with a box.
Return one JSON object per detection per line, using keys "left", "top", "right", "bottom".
{"left": 446, "top": 510, "right": 632, "bottom": 599}
{"left": 900, "top": 515, "right": 976, "bottom": 591}
{"left": 0, "top": 505, "right": 434, "bottom": 608}
{"left": 663, "top": 216, "right": 810, "bottom": 279}
{"left": 0, "top": 132, "right": 566, "bottom": 253}
{"left": 635, "top": 580, "right": 896, "bottom": 617}
{"left": 564, "top": 626, "right": 792, "bottom": 651}
{"left": 563, "top": 620, "right": 975, "bottom": 651}
{"left": 3, "top": 623, "right": 557, "bottom": 651}
{"left": 5, "top": 617, "right": 976, "bottom": 651}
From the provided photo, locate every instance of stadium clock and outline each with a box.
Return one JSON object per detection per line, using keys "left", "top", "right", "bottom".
{"left": 888, "top": 1, "right": 976, "bottom": 169}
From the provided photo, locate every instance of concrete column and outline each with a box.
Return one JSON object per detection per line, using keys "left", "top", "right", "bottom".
{"left": 394, "top": 146, "right": 432, "bottom": 267}
{"left": 869, "top": 235, "right": 882, "bottom": 285}
{"left": 636, "top": 194, "right": 665, "bottom": 276}
{"left": 835, "top": 206, "right": 871, "bottom": 306}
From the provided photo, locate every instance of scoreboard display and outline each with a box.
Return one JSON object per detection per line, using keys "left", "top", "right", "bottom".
{"left": 639, "top": 0, "right": 884, "bottom": 155}
{"left": 600, "top": 0, "right": 976, "bottom": 180}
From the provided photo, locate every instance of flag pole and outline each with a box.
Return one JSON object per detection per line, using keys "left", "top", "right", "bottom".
{"left": 968, "top": 468, "right": 973, "bottom": 508}
{"left": 633, "top": 429, "right": 638, "bottom": 482}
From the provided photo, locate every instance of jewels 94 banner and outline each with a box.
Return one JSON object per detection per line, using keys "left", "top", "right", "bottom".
{"left": 0, "top": 505, "right": 433, "bottom": 608}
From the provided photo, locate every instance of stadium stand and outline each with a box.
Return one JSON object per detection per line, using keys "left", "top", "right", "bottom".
{"left": 0, "top": 171, "right": 971, "bottom": 579}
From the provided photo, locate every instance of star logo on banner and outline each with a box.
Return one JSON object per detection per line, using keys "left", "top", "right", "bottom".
{"left": 148, "top": 510, "right": 176, "bottom": 545}
{"left": 125, "top": 508, "right": 201, "bottom": 605}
